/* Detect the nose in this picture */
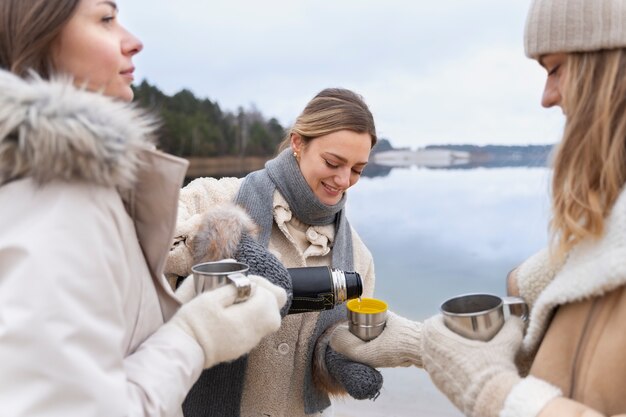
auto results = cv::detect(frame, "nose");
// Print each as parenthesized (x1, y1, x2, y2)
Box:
(122, 28, 143, 56)
(335, 168, 351, 189)
(541, 77, 561, 108)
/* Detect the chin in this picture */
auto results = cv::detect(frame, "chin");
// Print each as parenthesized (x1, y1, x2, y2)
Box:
(108, 86, 134, 102)
(318, 194, 341, 206)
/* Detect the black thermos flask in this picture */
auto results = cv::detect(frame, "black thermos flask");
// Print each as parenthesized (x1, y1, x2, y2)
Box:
(286, 266, 363, 315)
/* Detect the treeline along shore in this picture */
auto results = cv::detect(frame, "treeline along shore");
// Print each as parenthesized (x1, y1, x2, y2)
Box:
(132, 82, 555, 179)
(132, 80, 285, 160)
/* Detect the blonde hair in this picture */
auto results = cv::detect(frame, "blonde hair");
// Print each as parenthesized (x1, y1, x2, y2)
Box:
(278, 88, 377, 152)
(550, 49, 626, 259)
(0, 0, 80, 78)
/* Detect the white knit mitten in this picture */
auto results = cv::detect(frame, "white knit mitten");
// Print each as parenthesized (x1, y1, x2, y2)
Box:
(329, 311, 422, 368)
(422, 315, 522, 417)
(167, 275, 286, 368)
(422, 315, 562, 417)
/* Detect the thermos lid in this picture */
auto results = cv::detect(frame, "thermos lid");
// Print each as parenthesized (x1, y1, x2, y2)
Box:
(345, 271, 363, 300)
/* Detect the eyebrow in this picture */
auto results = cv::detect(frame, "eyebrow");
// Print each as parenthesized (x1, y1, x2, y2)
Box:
(324, 152, 368, 166)
(97, 1, 118, 11)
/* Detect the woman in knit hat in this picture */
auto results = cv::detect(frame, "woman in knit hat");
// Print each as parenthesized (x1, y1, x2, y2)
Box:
(330, 0, 626, 416)
(418, 0, 626, 416)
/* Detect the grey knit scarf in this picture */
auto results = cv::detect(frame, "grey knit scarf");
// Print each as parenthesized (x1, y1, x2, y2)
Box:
(237, 148, 353, 270)
(237, 148, 354, 413)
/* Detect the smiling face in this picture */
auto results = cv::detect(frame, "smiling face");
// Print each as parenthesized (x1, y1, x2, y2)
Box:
(539, 53, 568, 110)
(291, 130, 372, 205)
(51, 0, 142, 101)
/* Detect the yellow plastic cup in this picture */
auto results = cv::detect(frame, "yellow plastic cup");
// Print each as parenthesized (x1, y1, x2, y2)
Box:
(346, 298, 388, 341)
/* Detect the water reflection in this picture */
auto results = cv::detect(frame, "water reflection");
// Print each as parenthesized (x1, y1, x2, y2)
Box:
(362, 143, 554, 178)
(348, 166, 551, 318)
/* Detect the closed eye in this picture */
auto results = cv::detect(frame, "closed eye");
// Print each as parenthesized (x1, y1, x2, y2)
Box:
(324, 159, 339, 169)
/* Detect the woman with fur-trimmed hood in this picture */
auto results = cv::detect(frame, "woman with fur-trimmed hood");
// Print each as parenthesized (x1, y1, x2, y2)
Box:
(0, 1, 286, 416)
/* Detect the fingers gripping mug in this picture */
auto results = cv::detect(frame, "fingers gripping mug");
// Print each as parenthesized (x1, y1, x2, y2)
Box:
(191, 261, 251, 303)
(440, 293, 528, 341)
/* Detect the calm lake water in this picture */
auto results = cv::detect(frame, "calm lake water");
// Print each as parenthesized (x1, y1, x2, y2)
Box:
(334, 165, 553, 417)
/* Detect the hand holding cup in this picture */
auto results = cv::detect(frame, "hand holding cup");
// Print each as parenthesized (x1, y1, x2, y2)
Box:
(192, 261, 251, 303)
(440, 293, 528, 341)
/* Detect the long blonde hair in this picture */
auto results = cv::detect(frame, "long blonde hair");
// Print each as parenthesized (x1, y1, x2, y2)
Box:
(278, 88, 377, 152)
(550, 49, 626, 259)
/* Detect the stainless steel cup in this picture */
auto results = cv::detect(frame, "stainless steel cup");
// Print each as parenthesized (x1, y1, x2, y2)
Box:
(346, 298, 388, 341)
(191, 261, 251, 303)
(440, 293, 528, 341)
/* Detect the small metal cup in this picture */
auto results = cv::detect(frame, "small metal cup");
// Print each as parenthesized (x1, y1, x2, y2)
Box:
(191, 261, 251, 303)
(346, 298, 388, 341)
(440, 293, 528, 341)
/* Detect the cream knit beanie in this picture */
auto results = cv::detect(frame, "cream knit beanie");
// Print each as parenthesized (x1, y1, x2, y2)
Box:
(525, 0, 626, 59)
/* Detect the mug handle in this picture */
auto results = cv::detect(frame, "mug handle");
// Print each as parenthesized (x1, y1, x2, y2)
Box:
(502, 296, 529, 322)
(227, 273, 252, 303)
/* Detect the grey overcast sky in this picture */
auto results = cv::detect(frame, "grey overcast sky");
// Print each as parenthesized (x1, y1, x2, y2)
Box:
(122, 0, 564, 148)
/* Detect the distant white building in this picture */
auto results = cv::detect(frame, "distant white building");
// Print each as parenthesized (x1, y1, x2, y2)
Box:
(371, 148, 470, 168)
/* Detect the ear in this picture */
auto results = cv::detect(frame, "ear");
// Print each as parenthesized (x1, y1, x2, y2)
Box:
(290, 133, 303, 153)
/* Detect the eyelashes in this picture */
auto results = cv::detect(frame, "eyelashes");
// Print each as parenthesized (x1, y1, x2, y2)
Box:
(324, 159, 363, 175)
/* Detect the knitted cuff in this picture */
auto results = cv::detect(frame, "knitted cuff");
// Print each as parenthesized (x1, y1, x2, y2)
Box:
(500, 376, 562, 417)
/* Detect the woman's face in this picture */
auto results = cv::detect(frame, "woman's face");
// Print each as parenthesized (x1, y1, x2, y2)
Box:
(291, 130, 372, 205)
(539, 53, 568, 110)
(52, 0, 142, 102)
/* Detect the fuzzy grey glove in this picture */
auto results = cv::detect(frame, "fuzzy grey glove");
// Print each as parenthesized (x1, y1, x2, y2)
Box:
(234, 233, 293, 316)
(325, 347, 383, 400)
(313, 324, 383, 401)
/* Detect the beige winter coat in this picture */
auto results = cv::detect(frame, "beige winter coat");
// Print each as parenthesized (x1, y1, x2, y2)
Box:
(508, 188, 626, 417)
(0, 71, 204, 417)
(166, 176, 376, 417)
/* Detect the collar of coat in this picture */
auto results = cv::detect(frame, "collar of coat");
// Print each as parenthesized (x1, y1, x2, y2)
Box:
(523, 187, 626, 352)
(0, 69, 156, 189)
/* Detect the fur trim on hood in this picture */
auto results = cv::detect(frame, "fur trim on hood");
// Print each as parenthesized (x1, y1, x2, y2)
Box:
(0, 69, 157, 189)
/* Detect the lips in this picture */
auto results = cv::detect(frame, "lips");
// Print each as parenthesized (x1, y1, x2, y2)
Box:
(120, 67, 135, 80)
(322, 181, 342, 195)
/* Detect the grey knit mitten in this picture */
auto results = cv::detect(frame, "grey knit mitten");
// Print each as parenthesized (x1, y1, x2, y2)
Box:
(325, 347, 383, 400)
(235, 233, 293, 316)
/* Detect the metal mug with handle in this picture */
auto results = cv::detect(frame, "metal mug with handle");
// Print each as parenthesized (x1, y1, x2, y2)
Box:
(191, 261, 251, 303)
(440, 293, 528, 341)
